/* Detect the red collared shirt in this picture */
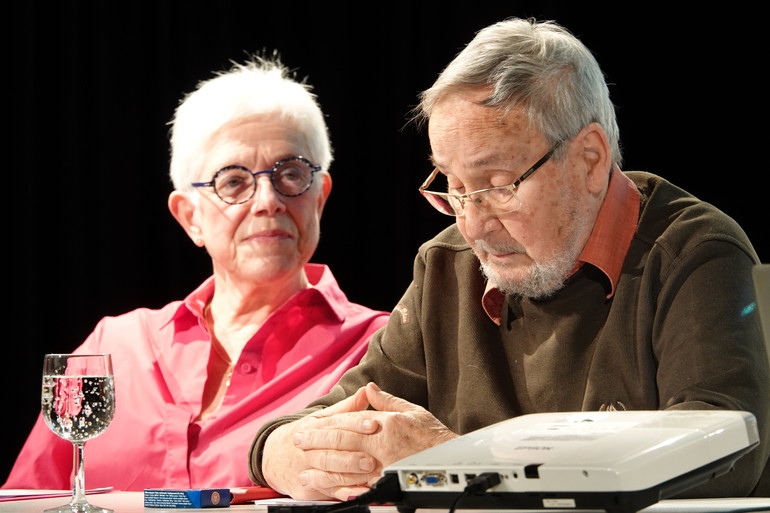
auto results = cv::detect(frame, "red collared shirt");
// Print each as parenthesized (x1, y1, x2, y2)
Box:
(3, 264, 389, 491)
(483, 169, 640, 324)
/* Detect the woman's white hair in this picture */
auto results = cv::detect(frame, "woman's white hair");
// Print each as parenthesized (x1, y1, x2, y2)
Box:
(168, 54, 332, 191)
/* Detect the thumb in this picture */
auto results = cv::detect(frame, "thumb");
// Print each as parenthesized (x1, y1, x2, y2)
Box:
(312, 385, 370, 419)
(364, 382, 422, 413)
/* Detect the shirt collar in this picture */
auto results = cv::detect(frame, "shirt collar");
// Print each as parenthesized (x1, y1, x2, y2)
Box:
(482, 168, 640, 324)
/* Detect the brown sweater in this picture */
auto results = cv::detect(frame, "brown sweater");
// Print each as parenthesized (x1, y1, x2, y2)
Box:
(249, 171, 770, 497)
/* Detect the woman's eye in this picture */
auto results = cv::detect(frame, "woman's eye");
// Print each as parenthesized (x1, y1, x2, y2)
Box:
(277, 167, 302, 183)
(217, 174, 249, 191)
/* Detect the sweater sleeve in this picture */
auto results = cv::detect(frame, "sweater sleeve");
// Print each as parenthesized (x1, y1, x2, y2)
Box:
(651, 238, 769, 497)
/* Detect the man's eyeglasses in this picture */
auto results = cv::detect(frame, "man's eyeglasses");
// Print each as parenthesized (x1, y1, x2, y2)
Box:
(418, 145, 559, 217)
(191, 156, 322, 205)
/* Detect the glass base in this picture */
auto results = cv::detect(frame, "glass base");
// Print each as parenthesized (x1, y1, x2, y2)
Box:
(44, 501, 113, 513)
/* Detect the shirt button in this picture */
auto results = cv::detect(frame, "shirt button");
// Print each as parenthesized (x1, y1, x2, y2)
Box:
(239, 362, 254, 373)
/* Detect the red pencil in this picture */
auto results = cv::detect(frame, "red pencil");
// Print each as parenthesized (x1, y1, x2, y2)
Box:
(230, 486, 286, 504)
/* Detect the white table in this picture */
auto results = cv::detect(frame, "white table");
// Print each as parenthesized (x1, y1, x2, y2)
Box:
(1, 491, 768, 513)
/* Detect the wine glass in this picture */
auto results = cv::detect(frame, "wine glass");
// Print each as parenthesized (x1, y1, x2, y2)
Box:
(41, 354, 115, 513)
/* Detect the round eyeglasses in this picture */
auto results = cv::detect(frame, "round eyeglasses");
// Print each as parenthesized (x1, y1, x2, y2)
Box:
(418, 145, 559, 216)
(191, 156, 322, 205)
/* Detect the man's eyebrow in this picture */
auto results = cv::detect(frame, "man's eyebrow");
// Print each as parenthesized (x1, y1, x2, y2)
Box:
(430, 154, 509, 171)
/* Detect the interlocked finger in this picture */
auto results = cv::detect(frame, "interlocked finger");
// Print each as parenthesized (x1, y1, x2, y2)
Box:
(299, 468, 378, 501)
(302, 447, 378, 474)
(295, 424, 375, 452)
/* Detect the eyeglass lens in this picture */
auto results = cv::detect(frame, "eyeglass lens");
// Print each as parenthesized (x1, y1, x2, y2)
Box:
(214, 159, 314, 204)
(424, 175, 522, 216)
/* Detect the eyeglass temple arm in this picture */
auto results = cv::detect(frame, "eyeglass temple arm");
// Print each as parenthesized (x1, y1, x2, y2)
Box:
(419, 168, 441, 191)
(512, 148, 556, 188)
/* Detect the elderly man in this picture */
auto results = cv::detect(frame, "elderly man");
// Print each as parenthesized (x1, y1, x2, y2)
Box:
(248, 18, 769, 500)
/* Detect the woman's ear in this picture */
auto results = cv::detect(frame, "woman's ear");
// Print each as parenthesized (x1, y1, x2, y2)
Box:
(168, 191, 204, 247)
(316, 172, 333, 214)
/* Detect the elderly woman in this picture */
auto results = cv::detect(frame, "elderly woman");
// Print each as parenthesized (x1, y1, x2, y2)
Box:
(3, 56, 389, 491)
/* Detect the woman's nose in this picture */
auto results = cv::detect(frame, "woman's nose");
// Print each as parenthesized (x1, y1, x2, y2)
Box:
(249, 175, 286, 215)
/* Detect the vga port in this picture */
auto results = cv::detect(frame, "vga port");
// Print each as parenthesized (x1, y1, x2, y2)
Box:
(422, 472, 447, 486)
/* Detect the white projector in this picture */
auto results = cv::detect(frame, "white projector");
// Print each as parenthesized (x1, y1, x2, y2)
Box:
(382, 410, 759, 513)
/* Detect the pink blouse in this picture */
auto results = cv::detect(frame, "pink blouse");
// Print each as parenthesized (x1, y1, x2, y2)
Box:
(3, 264, 389, 491)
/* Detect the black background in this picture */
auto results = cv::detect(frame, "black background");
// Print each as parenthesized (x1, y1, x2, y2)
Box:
(6, 2, 765, 482)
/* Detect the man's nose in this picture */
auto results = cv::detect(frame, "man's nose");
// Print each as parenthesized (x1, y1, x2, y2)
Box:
(460, 200, 498, 238)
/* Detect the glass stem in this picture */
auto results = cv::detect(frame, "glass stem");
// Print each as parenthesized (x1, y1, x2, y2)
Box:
(71, 442, 88, 506)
